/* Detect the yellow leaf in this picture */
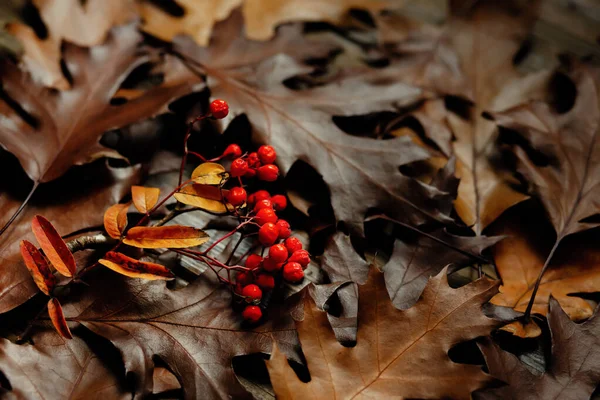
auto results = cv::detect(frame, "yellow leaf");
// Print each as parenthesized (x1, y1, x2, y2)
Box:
(174, 184, 233, 214)
(191, 162, 228, 185)
(123, 226, 210, 249)
(131, 186, 160, 214)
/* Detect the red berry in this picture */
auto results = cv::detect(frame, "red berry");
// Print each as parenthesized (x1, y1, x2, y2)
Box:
(245, 254, 263, 270)
(269, 244, 289, 263)
(223, 144, 242, 158)
(288, 249, 310, 268)
(283, 262, 304, 283)
(276, 220, 291, 239)
(226, 187, 247, 206)
(284, 237, 303, 255)
(242, 305, 262, 323)
(259, 223, 279, 246)
(253, 190, 271, 204)
(257, 145, 277, 164)
(244, 168, 257, 178)
(236, 272, 253, 286)
(255, 274, 275, 290)
(271, 195, 287, 211)
(247, 152, 261, 168)
(230, 158, 248, 177)
(241, 284, 262, 302)
(257, 164, 279, 182)
(263, 256, 284, 272)
(209, 99, 229, 119)
(254, 199, 273, 212)
(255, 208, 278, 226)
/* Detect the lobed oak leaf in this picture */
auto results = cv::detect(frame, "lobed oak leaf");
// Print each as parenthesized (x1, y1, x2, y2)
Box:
(0, 164, 141, 314)
(266, 266, 500, 399)
(123, 225, 210, 249)
(47, 297, 73, 340)
(59, 268, 303, 398)
(19, 240, 56, 296)
(99, 251, 175, 280)
(0, 327, 130, 399)
(131, 185, 161, 214)
(103, 202, 130, 239)
(31, 215, 76, 277)
(474, 298, 600, 400)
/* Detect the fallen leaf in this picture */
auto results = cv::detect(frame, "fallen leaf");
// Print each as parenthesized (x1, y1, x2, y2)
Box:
(0, 164, 140, 314)
(6, 0, 136, 89)
(123, 225, 210, 249)
(191, 162, 228, 185)
(47, 297, 73, 339)
(31, 215, 76, 277)
(0, 327, 130, 399)
(59, 268, 302, 398)
(19, 240, 55, 296)
(99, 251, 175, 280)
(266, 267, 500, 399)
(103, 203, 130, 239)
(174, 13, 453, 234)
(174, 184, 232, 214)
(475, 298, 600, 400)
(131, 185, 161, 214)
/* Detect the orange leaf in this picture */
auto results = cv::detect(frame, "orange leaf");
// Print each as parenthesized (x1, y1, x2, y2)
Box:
(123, 226, 210, 249)
(103, 203, 130, 239)
(19, 240, 56, 296)
(99, 251, 175, 280)
(174, 184, 232, 214)
(48, 298, 72, 339)
(31, 215, 76, 277)
(131, 186, 160, 213)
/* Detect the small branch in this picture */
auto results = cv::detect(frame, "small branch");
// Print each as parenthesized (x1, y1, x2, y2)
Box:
(66, 233, 116, 253)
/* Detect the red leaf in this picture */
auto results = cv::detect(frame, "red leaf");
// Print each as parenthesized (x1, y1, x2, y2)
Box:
(131, 186, 160, 213)
(48, 298, 72, 339)
(123, 225, 210, 249)
(19, 240, 55, 296)
(31, 215, 76, 277)
(103, 203, 130, 239)
(99, 251, 175, 280)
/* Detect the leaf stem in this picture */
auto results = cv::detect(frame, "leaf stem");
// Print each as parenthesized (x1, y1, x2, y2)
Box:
(523, 237, 562, 321)
(0, 181, 40, 237)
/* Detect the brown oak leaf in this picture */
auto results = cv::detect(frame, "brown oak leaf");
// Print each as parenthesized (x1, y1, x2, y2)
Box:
(474, 298, 600, 400)
(266, 267, 500, 399)
(0, 327, 130, 399)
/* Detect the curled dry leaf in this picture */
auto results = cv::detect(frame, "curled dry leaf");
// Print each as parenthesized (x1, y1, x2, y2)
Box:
(191, 162, 228, 185)
(475, 298, 600, 400)
(131, 185, 161, 214)
(6, 0, 136, 89)
(48, 298, 73, 339)
(266, 267, 500, 399)
(19, 240, 56, 296)
(31, 215, 76, 277)
(174, 184, 232, 214)
(103, 202, 130, 239)
(99, 251, 175, 280)
(123, 225, 210, 249)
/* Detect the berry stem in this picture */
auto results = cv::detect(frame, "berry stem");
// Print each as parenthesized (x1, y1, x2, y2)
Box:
(178, 115, 211, 186)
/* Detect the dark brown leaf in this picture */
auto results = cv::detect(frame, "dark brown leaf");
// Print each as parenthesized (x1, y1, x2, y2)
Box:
(475, 298, 600, 400)
(99, 251, 175, 280)
(48, 298, 73, 339)
(31, 215, 76, 277)
(19, 240, 56, 296)
(123, 225, 210, 249)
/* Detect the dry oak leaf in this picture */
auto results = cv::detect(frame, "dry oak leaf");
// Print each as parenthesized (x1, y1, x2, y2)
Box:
(266, 266, 500, 399)
(60, 269, 302, 399)
(174, 14, 453, 233)
(474, 298, 600, 400)
(6, 0, 136, 90)
(0, 23, 194, 185)
(139, 0, 391, 46)
(0, 327, 130, 400)
(0, 164, 140, 314)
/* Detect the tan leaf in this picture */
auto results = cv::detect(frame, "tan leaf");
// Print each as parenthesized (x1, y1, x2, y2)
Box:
(191, 162, 228, 185)
(103, 203, 130, 239)
(48, 298, 72, 339)
(19, 240, 56, 296)
(99, 251, 174, 280)
(123, 226, 210, 249)
(31, 215, 76, 277)
(174, 184, 232, 214)
(7, 0, 136, 90)
(266, 267, 500, 399)
(131, 186, 160, 214)
(499, 320, 542, 338)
